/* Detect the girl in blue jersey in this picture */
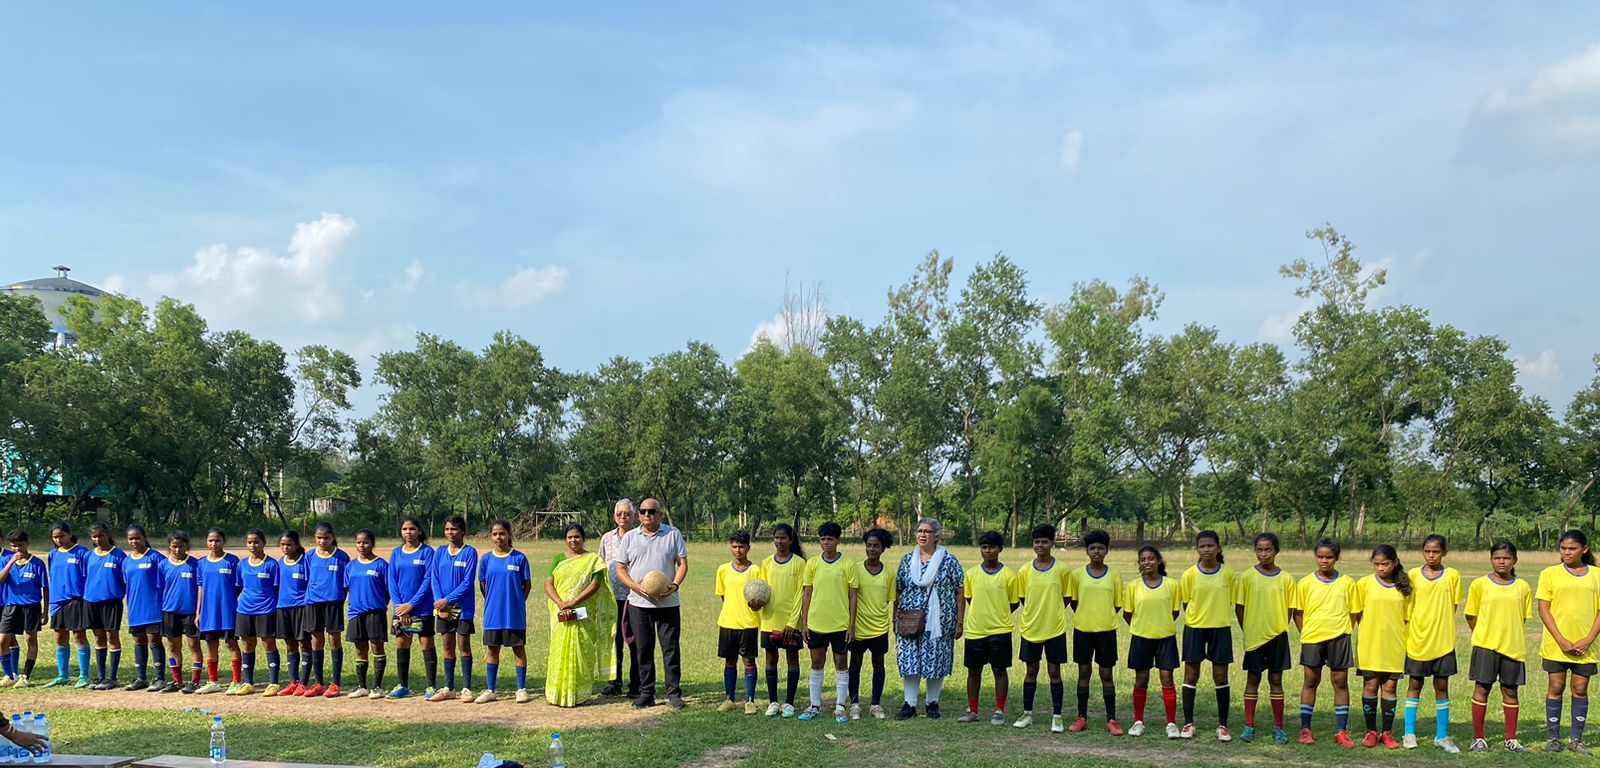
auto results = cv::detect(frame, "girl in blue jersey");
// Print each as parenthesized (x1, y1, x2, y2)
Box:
(275, 531, 309, 697)
(345, 529, 391, 700)
(429, 515, 478, 702)
(84, 521, 128, 690)
(475, 520, 532, 704)
(121, 524, 164, 691)
(387, 516, 436, 699)
(195, 528, 242, 695)
(158, 531, 203, 693)
(302, 521, 351, 698)
(44, 522, 90, 689)
(233, 529, 280, 696)
(0, 530, 45, 688)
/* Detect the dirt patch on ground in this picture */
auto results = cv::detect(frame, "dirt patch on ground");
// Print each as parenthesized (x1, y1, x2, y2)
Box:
(0, 686, 668, 729)
(1027, 738, 1327, 767)
(683, 743, 755, 768)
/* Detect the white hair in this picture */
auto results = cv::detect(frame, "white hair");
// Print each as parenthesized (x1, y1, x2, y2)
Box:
(614, 498, 637, 514)
(915, 517, 942, 536)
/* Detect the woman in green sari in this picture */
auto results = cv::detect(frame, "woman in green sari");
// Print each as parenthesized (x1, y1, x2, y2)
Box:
(544, 524, 613, 706)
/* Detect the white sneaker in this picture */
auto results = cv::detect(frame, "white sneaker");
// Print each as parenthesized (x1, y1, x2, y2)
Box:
(1166, 722, 1181, 739)
(870, 704, 886, 720)
(849, 703, 861, 720)
(347, 687, 370, 698)
(1402, 733, 1418, 749)
(1435, 737, 1460, 754)
(765, 701, 781, 717)
(473, 689, 498, 704)
(1128, 720, 1146, 737)
(1217, 725, 1232, 742)
(515, 688, 530, 703)
(458, 687, 474, 703)
(1051, 715, 1065, 733)
(1013, 712, 1033, 729)
(368, 688, 383, 699)
(1179, 723, 1196, 739)
(781, 703, 795, 718)
(833, 705, 847, 722)
(0, 676, 14, 688)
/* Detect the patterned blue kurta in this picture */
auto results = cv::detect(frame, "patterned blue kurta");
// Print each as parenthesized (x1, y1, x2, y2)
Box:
(894, 549, 965, 679)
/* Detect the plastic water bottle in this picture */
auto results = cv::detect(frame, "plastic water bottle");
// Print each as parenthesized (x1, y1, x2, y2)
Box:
(208, 716, 226, 766)
(1, 713, 17, 764)
(29, 715, 46, 764)
(548, 733, 566, 768)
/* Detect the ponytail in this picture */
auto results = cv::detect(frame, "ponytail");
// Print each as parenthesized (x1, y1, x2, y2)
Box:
(1138, 545, 1168, 577)
(774, 523, 805, 560)
(1560, 530, 1596, 567)
(1372, 544, 1412, 597)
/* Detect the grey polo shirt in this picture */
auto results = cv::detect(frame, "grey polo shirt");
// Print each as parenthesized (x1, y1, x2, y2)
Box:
(618, 524, 688, 609)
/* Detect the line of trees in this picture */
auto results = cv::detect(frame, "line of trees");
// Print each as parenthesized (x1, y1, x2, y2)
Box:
(3, 227, 1598, 548)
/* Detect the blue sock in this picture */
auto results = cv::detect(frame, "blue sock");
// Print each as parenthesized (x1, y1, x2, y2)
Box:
(75, 645, 90, 678)
(8, 648, 18, 678)
(331, 648, 344, 687)
(444, 658, 456, 690)
(461, 655, 473, 689)
(724, 667, 737, 700)
(515, 665, 526, 691)
(1300, 703, 1313, 730)
(1334, 704, 1349, 732)
(313, 649, 325, 685)
(1404, 697, 1419, 735)
(1548, 697, 1564, 740)
(1435, 699, 1450, 741)
(1574, 697, 1589, 742)
(285, 653, 298, 684)
(55, 646, 69, 677)
(133, 644, 148, 680)
(1, 651, 12, 678)
(266, 651, 280, 685)
(242, 652, 255, 684)
(744, 667, 758, 702)
(108, 648, 121, 681)
(486, 662, 499, 692)
(95, 646, 107, 679)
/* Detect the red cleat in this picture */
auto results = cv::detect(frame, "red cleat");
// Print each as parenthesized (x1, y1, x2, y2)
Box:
(1334, 730, 1356, 748)
(323, 683, 341, 698)
(1379, 731, 1400, 749)
(1361, 730, 1379, 748)
(1299, 727, 1315, 745)
(1068, 716, 1089, 733)
(302, 683, 324, 697)
(1107, 719, 1124, 736)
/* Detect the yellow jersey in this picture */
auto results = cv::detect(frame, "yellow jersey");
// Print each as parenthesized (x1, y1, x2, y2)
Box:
(1069, 564, 1124, 633)
(1296, 572, 1355, 645)
(803, 552, 856, 634)
(1125, 574, 1182, 639)
(1180, 563, 1236, 629)
(850, 560, 896, 639)
(963, 564, 1020, 639)
(1535, 564, 1600, 663)
(759, 553, 807, 632)
(714, 561, 764, 630)
(1016, 559, 1071, 642)
(1465, 575, 1532, 661)
(1351, 574, 1411, 674)
(1234, 566, 1297, 650)
(1404, 566, 1461, 661)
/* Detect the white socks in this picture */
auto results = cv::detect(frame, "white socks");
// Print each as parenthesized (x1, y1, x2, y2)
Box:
(903, 675, 921, 706)
(926, 676, 944, 704)
(810, 669, 825, 708)
(836, 670, 850, 707)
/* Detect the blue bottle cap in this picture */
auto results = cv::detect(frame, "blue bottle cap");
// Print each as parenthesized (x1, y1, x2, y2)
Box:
(552, 733, 561, 739)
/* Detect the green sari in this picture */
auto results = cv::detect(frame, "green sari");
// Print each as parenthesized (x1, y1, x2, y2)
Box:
(544, 550, 612, 706)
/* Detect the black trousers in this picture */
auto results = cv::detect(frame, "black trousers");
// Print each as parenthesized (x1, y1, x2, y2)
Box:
(612, 599, 639, 694)
(627, 603, 682, 699)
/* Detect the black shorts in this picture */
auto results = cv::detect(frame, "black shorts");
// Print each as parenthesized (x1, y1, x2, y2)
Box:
(718, 627, 759, 660)
(1243, 632, 1292, 673)
(434, 615, 476, 636)
(0, 605, 41, 635)
(1128, 635, 1179, 671)
(198, 627, 235, 641)
(161, 612, 199, 639)
(129, 622, 160, 636)
(235, 612, 277, 639)
(1469, 647, 1526, 686)
(1020, 633, 1068, 664)
(85, 600, 123, 631)
(303, 600, 344, 634)
(275, 607, 306, 641)
(482, 628, 526, 648)
(1300, 634, 1354, 670)
(1358, 669, 1403, 683)
(761, 629, 802, 650)
(346, 610, 388, 643)
(807, 630, 848, 653)
(1073, 629, 1118, 666)
(50, 598, 89, 631)
(1405, 653, 1458, 678)
(848, 633, 888, 656)
(964, 634, 1013, 670)
(1541, 658, 1598, 677)
(1182, 626, 1234, 664)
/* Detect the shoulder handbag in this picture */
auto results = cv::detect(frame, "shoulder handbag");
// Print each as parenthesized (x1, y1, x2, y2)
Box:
(895, 585, 931, 637)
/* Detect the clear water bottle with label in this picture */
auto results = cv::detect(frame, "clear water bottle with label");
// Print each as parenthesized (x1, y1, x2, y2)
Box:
(548, 733, 566, 768)
(209, 716, 226, 766)
(1, 713, 17, 764)
(29, 714, 46, 765)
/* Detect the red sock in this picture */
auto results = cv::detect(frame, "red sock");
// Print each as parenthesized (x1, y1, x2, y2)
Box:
(996, 694, 1007, 712)
(968, 697, 980, 714)
(231, 657, 242, 683)
(1471, 698, 1486, 740)
(191, 666, 202, 683)
(1162, 686, 1177, 724)
(1271, 692, 1285, 728)
(1134, 686, 1148, 722)
(1503, 702, 1518, 741)
(1244, 692, 1258, 727)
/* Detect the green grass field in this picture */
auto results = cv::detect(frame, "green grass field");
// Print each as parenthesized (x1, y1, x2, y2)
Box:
(2, 539, 1594, 767)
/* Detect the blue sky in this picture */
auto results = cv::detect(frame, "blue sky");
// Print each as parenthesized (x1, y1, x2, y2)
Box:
(3, 2, 1598, 415)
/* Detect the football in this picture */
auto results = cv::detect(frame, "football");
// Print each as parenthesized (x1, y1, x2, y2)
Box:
(743, 578, 772, 610)
(639, 569, 673, 599)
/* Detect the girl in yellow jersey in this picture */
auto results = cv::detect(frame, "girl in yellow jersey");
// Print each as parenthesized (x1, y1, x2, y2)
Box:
(846, 528, 895, 720)
(1013, 523, 1071, 732)
(714, 531, 764, 714)
(1352, 544, 1412, 749)
(1068, 529, 1123, 734)
(960, 531, 1018, 725)
(760, 524, 806, 717)
(1464, 541, 1531, 753)
(1536, 530, 1600, 754)
(1124, 546, 1181, 738)
(1234, 532, 1296, 744)
(1179, 529, 1235, 742)
(800, 522, 857, 723)
(1402, 534, 1462, 753)
(1295, 538, 1356, 747)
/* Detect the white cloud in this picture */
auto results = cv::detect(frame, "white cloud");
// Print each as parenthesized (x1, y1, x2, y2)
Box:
(101, 273, 126, 294)
(455, 265, 569, 309)
(1463, 42, 1600, 168)
(1059, 130, 1085, 173)
(1514, 349, 1562, 383)
(150, 212, 357, 324)
(1257, 297, 1315, 344)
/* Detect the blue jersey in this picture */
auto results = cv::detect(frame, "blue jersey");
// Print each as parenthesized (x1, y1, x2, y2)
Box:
(197, 553, 240, 632)
(305, 548, 351, 605)
(159, 556, 200, 614)
(344, 556, 390, 617)
(388, 545, 434, 617)
(121, 550, 163, 627)
(477, 549, 531, 632)
(47, 544, 90, 606)
(235, 556, 279, 616)
(277, 556, 309, 609)
(430, 544, 478, 621)
(84, 547, 128, 602)
(0, 554, 45, 607)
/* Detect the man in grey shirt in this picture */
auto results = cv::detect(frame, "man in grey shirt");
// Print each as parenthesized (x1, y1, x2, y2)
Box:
(599, 499, 639, 697)
(615, 497, 689, 709)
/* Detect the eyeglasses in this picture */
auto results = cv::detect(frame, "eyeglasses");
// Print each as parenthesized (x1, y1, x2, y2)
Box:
(915, 529, 936, 535)
(640, 509, 660, 515)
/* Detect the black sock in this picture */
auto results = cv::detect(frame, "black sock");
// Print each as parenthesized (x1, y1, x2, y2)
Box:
(1050, 681, 1064, 716)
(1183, 684, 1197, 725)
(331, 648, 344, 687)
(95, 647, 108, 680)
(23, 657, 35, 678)
(373, 654, 386, 691)
(356, 658, 369, 689)
(1104, 686, 1117, 721)
(396, 648, 411, 688)
(423, 648, 438, 689)
(1363, 695, 1378, 732)
(786, 666, 800, 705)
(1382, 697, 1397, 733)
(1024, 682, 1038, 712)
(765, 666, 778, 701)
(1077, 686, 1090, 718)
(1215, 685, 1231, 728)
(871, 663, 885, 706)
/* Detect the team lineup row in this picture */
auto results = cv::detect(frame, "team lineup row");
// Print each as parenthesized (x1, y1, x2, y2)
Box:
(708, 522, 1600, 759)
